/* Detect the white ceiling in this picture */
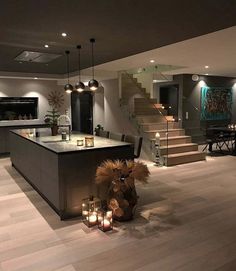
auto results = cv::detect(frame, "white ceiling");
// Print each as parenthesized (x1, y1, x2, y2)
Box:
(93, 26, 236, 78)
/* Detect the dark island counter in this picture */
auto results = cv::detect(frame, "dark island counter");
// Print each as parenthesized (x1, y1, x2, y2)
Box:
(10, 128, 134, 219)
(0, 121, 48, 154)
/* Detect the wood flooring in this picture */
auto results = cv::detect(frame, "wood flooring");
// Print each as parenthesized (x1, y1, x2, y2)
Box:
(0, 154, 236, 271)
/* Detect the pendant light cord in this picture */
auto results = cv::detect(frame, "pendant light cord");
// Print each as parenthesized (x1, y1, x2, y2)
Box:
(90, 39, 95, 79)
(78, 47, 81, 81)
(66, 50, 70, 84)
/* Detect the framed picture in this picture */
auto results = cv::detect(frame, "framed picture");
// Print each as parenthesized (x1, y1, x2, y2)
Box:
(200, 87, 232, 120)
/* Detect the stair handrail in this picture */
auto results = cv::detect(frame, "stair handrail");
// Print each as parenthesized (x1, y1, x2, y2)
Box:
(123, 71, 174, 166)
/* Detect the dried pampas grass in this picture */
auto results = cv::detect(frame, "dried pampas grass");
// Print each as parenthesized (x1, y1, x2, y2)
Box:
(130, 161, 150, 184)
(95, 159, 150, 185)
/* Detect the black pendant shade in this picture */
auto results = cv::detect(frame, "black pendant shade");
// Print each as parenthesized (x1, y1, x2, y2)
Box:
(75, 81, 85, 92)
(64, 50, 73, 94)
(64, 83, 73, 93)
(88, 38, 99, 91)
(88, 79, 99, 91)
(75, 45, 85, 92)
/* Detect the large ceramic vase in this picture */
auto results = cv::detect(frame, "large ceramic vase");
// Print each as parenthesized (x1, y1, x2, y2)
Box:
(51, 125, 58, 136)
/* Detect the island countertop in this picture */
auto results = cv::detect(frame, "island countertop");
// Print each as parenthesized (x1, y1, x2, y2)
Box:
(10, 128, 132, 154)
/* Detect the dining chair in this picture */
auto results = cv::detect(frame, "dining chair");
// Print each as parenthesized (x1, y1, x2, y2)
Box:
(109, 132, 125, 142)
(202, 129, 222, 152)
(124, 134, 143, 158)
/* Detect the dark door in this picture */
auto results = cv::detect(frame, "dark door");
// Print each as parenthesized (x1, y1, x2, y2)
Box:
(71, 92, 93, 134)
(159, 84, 179, 119)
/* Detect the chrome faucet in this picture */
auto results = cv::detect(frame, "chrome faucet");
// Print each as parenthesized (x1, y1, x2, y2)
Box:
(57, 114, 72, 141)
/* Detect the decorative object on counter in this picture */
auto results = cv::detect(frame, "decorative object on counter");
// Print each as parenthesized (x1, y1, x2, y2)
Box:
(44, 108, 60, 136)
(77, 139, 84, 146)
(97, 208, 113, 232)
(82, 195, 101, 227)
(64, 50, 74, 94)
(85, 136, 94, 147)
(94, 124, 104, 136)
(57, 114, 71, 140)
(95, 160, 150, 221)
(75, 45, 85, 92)
(48, 90, 64, 109)
(61, 131, 67, 141)
(88, 38, 99, 91)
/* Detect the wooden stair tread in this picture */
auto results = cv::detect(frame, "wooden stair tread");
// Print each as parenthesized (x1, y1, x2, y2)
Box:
(159, 143, 198, 150)
(144, 128, 184, 133)
(151, 135, 191, 141)
(163, 151, 204, 158)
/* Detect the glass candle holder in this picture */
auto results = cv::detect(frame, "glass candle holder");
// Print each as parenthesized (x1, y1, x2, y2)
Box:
(85, 136, 94, 147)
(97, 209, 113, 232)
(77, 139, 84, 146)
(82, 196, 101, 227)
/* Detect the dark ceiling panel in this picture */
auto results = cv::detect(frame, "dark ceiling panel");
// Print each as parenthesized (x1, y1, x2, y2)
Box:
(0, 0, 236, 74)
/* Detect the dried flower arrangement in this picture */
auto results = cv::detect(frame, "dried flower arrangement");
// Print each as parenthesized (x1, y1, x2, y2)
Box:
(95, 160, 150, 221)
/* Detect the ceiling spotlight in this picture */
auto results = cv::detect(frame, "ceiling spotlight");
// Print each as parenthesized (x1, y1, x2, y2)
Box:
(88, 38, 99, 91)
(34, 77, 38, 80)
(61, 33, 67, 37)
(205, 65, 209, 69)
(44, 44, 49, 48)
(205, 73, 209, 75)
(150, 60, 155, 63)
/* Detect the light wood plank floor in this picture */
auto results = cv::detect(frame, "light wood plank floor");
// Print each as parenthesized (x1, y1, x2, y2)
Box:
(0, 155, 236, 271)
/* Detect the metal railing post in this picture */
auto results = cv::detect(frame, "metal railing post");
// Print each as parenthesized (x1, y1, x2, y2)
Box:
(166, 120, 169, 166)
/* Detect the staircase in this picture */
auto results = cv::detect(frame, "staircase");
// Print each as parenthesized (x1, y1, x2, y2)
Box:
(121, 73, 206, 166)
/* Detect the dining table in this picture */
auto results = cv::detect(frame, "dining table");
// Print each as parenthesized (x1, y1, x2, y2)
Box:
(207, 126, 236, 154)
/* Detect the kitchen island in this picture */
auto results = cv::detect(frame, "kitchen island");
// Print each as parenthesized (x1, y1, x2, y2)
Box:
(10, 128, 134, 219)
(0, 121, 49, 154)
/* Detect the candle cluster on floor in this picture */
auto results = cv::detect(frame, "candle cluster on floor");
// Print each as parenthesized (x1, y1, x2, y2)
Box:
(82, 196, 113, 232)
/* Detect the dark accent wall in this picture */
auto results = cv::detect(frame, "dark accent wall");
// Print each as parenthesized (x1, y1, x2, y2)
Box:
(179, 74, 236, 143)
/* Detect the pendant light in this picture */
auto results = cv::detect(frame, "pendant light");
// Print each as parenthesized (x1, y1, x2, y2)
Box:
(75, 45, 85, 92)
(88, 38, 99, 91)
(64, 50, 73, 94)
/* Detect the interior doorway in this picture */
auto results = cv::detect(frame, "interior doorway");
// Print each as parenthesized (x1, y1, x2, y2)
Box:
(71, 91, 93, 134)
(159, 84, 179, 119)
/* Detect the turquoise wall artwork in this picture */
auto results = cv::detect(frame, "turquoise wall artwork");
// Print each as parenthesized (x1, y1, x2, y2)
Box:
(200, 87, 232, 120)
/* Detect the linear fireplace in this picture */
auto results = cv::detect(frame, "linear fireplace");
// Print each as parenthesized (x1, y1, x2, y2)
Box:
(0, 97, 38, 121)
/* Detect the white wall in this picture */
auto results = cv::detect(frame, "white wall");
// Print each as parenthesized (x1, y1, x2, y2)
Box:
(133, 73, 153, 96)
(0, 78, 70, 122)
(101, 79, 137, 135)
(93, 88, 105, 128)
(0, 77, 136, 135)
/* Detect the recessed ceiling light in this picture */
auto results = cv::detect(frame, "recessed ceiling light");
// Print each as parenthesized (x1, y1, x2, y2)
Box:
(44, 44, 49, 48)
(205, 65, 209, 69)
(205, 73, 209, 75)
(34, 77, 38, 80)
(61, 33, 67, 37)
(150, 60, 155, 63)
